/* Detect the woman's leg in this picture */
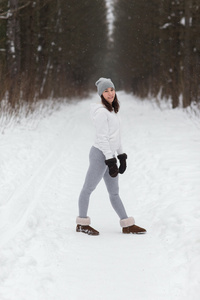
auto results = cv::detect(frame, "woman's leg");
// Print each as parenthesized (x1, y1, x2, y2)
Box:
(103, 168, 128, 220)
(78, 147, 107, 218)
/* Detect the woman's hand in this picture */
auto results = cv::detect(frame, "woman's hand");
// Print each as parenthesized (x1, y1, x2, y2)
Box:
(105, 157, 119, 177)
(117, 153, 127, 174)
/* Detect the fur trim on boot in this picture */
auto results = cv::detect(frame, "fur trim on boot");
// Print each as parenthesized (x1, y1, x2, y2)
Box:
(120, 217, 135, 228)
(76, 216, 91, 226)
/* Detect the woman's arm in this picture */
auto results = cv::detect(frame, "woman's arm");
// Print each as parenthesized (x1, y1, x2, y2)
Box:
(93, 110, 113, 160)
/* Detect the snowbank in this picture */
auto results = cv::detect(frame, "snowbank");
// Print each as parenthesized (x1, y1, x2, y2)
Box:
(0, 92, 200, 300)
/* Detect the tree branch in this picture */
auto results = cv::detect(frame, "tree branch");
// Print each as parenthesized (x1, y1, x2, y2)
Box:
(0, 1, 31, 19)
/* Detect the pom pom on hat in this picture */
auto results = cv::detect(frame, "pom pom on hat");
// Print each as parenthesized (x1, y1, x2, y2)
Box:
(95, 77, 115, 96)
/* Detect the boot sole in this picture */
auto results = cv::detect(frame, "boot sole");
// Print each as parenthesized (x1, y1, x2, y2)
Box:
(123, 231, 146, 234)
(76, 229, 99, 236)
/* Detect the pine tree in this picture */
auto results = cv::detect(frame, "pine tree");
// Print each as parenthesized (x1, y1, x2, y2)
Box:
(0, 0, 108, 103)
(113, 0, 200, 107)
(113, 0, 160, 96)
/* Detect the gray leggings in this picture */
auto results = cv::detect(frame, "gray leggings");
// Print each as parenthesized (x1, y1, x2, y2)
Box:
(78, 146, 128, 220)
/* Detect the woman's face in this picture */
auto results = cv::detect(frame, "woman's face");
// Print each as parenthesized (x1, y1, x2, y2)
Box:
(102, 87, 116, 104)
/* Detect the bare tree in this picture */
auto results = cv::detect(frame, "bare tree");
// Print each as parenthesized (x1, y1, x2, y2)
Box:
(6, 0, 21, 106)
(183, 0, 191, 107)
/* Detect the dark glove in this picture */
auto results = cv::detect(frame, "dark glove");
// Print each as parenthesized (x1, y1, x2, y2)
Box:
(117, 153, 127, 174)
(105, 157, 119, 177)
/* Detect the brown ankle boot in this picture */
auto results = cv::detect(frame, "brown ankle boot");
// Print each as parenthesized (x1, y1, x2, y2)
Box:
(120, 217, 146, 234)
(122, 224, 146, 234)
(76, 224, 99, 235)
(76, 217, 99, 236)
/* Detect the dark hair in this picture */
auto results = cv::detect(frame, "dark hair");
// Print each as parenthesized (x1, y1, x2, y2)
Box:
(101, 94, 120, 113)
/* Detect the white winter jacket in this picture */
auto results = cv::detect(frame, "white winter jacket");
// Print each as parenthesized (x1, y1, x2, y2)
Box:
(90, 102, 123, 160)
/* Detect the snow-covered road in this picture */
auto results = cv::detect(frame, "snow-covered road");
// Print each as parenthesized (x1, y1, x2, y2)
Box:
(0, 92, 200, 299)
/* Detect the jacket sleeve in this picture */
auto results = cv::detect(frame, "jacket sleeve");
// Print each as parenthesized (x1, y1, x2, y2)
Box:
(93, 110, 113, 160)
(116, 145, 124, 156)
(116, 113, 124, 155)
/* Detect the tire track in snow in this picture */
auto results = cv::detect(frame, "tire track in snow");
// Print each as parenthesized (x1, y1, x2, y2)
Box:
(0, 109, 76, 249)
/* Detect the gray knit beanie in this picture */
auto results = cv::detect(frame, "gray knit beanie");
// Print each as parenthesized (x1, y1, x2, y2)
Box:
(95, 77, 115, 96)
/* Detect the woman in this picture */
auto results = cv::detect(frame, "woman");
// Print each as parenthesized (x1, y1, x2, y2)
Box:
(76, 78, 146, 236)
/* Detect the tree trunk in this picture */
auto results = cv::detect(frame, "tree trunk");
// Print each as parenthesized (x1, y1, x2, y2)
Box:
(183, 0, 191, 107)
(6, 0, 21, 106)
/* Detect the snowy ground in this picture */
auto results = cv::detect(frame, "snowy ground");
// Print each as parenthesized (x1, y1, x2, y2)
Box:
(0, 92, 200, 300)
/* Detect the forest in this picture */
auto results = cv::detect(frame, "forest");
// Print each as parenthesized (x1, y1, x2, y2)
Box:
(0, 0, 200, 109)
